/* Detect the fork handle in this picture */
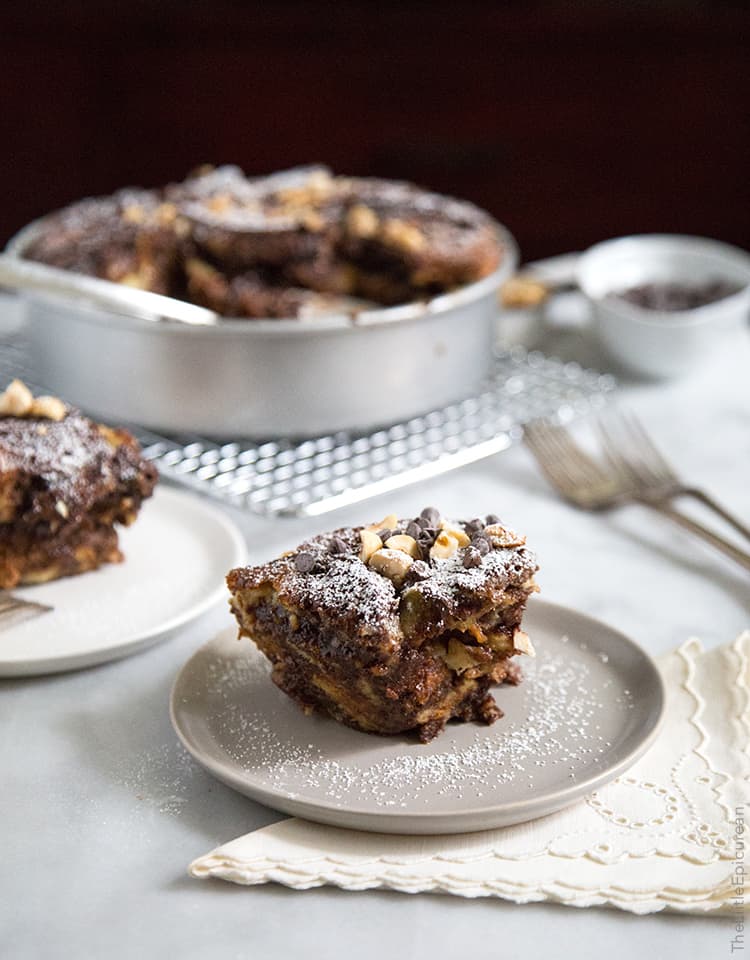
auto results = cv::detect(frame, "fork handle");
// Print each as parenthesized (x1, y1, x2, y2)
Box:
(642, 499, 750, 573)
(675, 487, 750, 545)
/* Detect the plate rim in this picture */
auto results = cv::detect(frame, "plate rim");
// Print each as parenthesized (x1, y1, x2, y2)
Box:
(170, 598, 666, 834)
(0, 486, 247, 676)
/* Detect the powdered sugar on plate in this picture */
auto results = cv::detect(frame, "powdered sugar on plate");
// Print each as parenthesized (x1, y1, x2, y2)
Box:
(172, 600, 662, 832)
(190, 627, 635, 813)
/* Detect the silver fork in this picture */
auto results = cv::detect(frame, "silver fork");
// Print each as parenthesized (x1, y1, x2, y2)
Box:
(524, 412, 750, 573)
(0, 591, 53, 627)
(596, 409, 750, 544)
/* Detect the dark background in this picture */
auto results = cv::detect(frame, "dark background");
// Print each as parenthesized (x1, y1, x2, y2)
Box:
(1, 0, 748, 261)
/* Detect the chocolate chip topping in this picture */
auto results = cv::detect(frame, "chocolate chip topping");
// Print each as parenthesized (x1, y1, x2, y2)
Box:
(472, 535, 490, 556)
(294, 551, 317, 573)
(228, 509, 537, 648)
(405, 520, 422, 540)
(329, 536, 348, 555)
(420, 506, 440, 527)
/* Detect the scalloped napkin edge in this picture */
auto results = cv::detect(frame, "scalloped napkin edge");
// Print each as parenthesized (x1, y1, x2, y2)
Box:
(189, 631, 750, 915)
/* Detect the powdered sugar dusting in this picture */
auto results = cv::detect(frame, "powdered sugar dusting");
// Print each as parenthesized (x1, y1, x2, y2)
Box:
(0, 412, 147, 513)
(414, 546, 537, 610)
(283, 553, 400, 630)
(192, 630, 635, 813)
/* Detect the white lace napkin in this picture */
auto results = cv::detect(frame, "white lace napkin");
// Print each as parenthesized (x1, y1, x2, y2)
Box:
(190, 632, 750, 915)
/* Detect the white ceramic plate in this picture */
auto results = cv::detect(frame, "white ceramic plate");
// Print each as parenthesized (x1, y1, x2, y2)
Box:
(0, 487, 245, 676)
(171, 599, 665, 834)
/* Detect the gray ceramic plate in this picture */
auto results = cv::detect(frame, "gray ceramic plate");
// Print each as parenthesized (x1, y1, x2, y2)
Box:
(170, 599, 664, 834)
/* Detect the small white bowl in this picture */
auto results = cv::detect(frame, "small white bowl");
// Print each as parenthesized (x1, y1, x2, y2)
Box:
(576, 234, 750, 378)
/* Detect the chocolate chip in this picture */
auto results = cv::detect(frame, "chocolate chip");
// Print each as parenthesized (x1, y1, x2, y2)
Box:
(420, 506, 440, 527)
(405, 520, 422, 540)
(462, 547, 482, 569)
(329, 536, 348, 554)
(472, 536, 490, 556)
(417, 530, 438, 553)
(294, 551, 316, 573)
(376, 527, 392, 542)
(465, 518, 484, 535)
(485, 513, 500, 526)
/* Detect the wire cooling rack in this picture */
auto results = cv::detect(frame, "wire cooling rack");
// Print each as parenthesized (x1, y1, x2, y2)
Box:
(0, 332, 615, 517)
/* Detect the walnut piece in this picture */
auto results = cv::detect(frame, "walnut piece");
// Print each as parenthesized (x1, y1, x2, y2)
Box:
(484, 523, 526, 548)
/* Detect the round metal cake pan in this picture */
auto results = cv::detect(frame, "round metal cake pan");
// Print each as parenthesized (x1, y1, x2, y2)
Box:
(3, 221, 518, 438)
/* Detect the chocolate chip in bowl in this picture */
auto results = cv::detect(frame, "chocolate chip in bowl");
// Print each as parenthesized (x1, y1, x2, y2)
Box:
(576, 234, 750, 379)
(608, 279, 742, 312)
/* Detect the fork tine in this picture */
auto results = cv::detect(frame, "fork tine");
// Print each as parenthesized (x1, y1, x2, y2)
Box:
(524, 422, 588, 494)
(597, 409, 671, 491)
(525, 419, 613, 506)
(596, 409, 655, 488)
(527, 420, 607, 486)
(0, 591, 53, 625)
(621, 411, 678, 485)
(547, 424, 609, 487)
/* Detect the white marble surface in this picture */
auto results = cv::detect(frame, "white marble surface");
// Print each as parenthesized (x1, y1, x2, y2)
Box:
(2, 293, 748, 958)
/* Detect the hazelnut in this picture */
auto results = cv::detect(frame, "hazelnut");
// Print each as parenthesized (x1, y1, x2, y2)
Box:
(513, 630, 536, 657)
(346, 204, 379, 238)
(55, 500, 69, 519)
(359, 529, 383, 563)
(207, 193, 232, 213)
(301, 210, 325, 232)
(366, 513, 399, 533)
(429, 531, 459, 560)
(439, 520, 470, 547)
(119, 271, 151, 290)
(369, 548, 414, 585)
(0, 380, 33, 417)
(278, 170, 335, 208)
(442, 638, 480, 674)
(122, 204, 146, 224)
(500, 276, 549, 309)
(384, 534, 420, 558)
(484, 523, 526, 548)
(380, 218, 425, 253)
(30, 395, 67, 421)
(156, 202, 178, 226)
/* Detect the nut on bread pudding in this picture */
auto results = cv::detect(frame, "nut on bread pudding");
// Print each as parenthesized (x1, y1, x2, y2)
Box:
(227, 507, 539, 742)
